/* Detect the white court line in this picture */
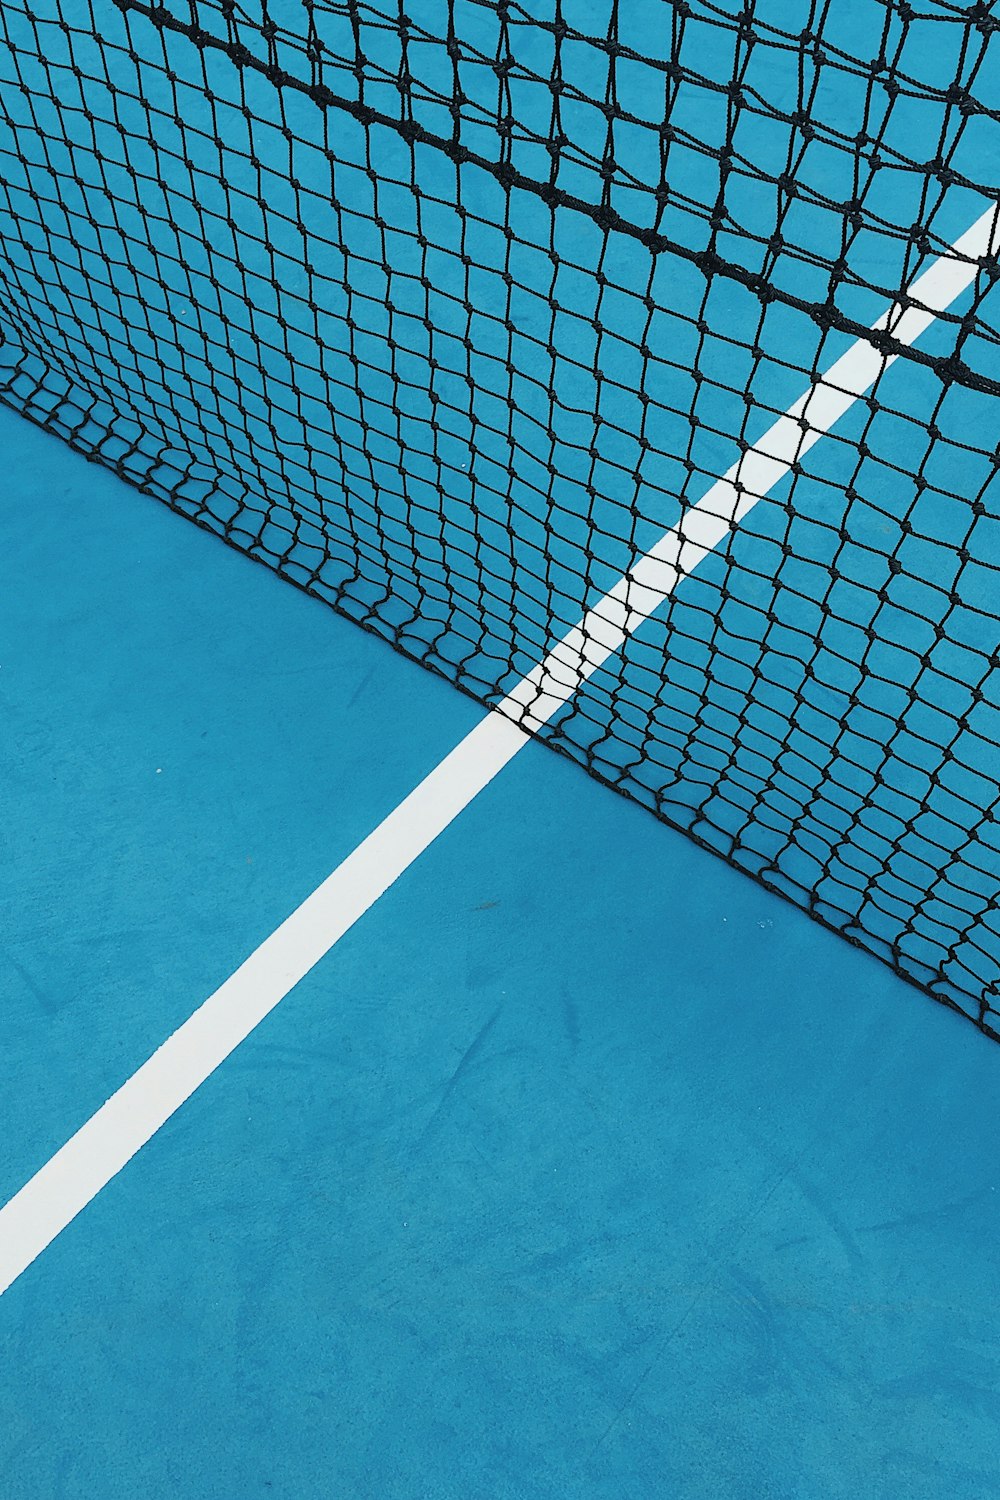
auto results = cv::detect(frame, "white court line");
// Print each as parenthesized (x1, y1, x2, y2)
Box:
(1, 205, 997, 1298)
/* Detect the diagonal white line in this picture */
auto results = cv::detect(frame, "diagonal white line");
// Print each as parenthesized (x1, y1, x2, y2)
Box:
(1, 204, 997, 1297)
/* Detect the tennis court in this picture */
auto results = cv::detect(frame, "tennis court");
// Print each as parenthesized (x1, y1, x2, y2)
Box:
(1, 3, 999, 1496)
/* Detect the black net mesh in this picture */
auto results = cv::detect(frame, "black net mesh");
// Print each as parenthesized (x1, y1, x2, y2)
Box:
(1, 0, 999, 1033)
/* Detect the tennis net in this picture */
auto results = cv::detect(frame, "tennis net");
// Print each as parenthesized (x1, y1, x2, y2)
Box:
(1, 1, 999, 1033)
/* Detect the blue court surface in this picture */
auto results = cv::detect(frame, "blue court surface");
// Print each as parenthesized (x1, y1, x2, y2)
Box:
(3, 2, 1000, 1497)
(3, 401, 1000, 1499)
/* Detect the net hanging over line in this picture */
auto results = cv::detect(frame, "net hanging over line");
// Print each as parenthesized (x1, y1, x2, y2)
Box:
(0, 0, 999, 1033)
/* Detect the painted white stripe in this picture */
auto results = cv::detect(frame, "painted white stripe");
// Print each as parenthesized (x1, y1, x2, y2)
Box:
(0, 204, 996, 1298)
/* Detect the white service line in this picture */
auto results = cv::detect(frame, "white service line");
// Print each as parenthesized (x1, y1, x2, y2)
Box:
(1, 205, 996, 1298)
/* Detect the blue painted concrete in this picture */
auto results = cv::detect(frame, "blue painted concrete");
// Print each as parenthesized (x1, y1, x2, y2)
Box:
(2, 402, 999, 1498)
